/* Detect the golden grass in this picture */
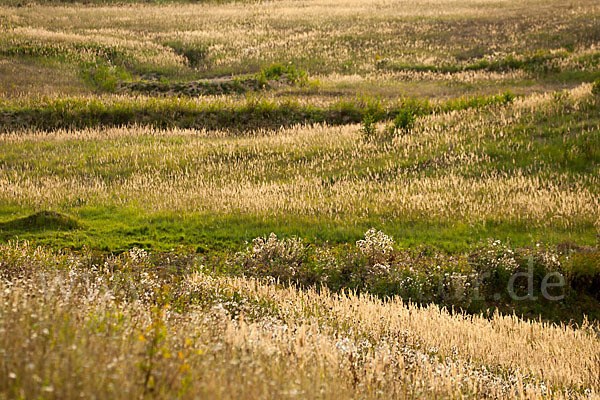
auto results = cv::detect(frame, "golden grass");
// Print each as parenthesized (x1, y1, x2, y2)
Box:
(0, 85, 598, 232)
(1, 241, 599, 399)
(1, 0, 598, 90)
(1, 1, 599, 396)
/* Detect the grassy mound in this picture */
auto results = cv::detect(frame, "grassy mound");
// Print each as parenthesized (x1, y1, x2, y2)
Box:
(0, 211, 81, 232)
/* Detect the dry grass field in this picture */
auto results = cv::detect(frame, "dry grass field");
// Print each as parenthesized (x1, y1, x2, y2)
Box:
(1, 0, 600, 398)
(1, 0, 600, 98)
(2, 241, 600, 399)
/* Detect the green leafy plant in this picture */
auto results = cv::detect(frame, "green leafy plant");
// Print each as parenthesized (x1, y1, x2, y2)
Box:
(360, 113, 378, 142)
(388, 106, 416, 136)
(81, 62, 131, 92)
(256, 62, 308, 85)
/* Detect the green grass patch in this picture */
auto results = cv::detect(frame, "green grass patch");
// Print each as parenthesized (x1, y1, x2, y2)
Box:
(0, 208, 596, 254)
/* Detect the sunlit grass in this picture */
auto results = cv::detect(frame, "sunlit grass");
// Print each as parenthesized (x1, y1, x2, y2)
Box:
(0, 84, 598, 251)
(1, 0, 599, 97)
(1, 241, 599, 399)
(0, 1, 599, 397)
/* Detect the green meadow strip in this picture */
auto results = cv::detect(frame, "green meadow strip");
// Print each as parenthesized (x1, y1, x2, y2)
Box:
(0, 92, 515, 132)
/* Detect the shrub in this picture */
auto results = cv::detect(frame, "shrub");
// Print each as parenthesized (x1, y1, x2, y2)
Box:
(356, 228, 395, 266)
(502, 90, 516, 104)
(387, 106, 416, 136)
(81, 62, 131, 92)
(470, 239, 521, 292)
(360, 113, 378, 142)
(228, 231, 587, 314)
(257, 62, 308, 85)
(234, 233, 309, 282)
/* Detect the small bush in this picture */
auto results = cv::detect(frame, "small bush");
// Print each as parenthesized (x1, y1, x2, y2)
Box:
(387, 106, 416, 136)
(81, 62, 131, 92)
(356, 228, 395, 266)
(502, 90, 516, 104)
(234, 233, 309, 282)
(257, 62, 308, 85)
(360, 113, 378, 142)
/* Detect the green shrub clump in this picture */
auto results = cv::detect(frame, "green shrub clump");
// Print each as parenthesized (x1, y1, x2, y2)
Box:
(387, 105, 417, 137)
(360, 113, 378, 142)
(256, 62, 308, 85)
(81, 62, 131, 92)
